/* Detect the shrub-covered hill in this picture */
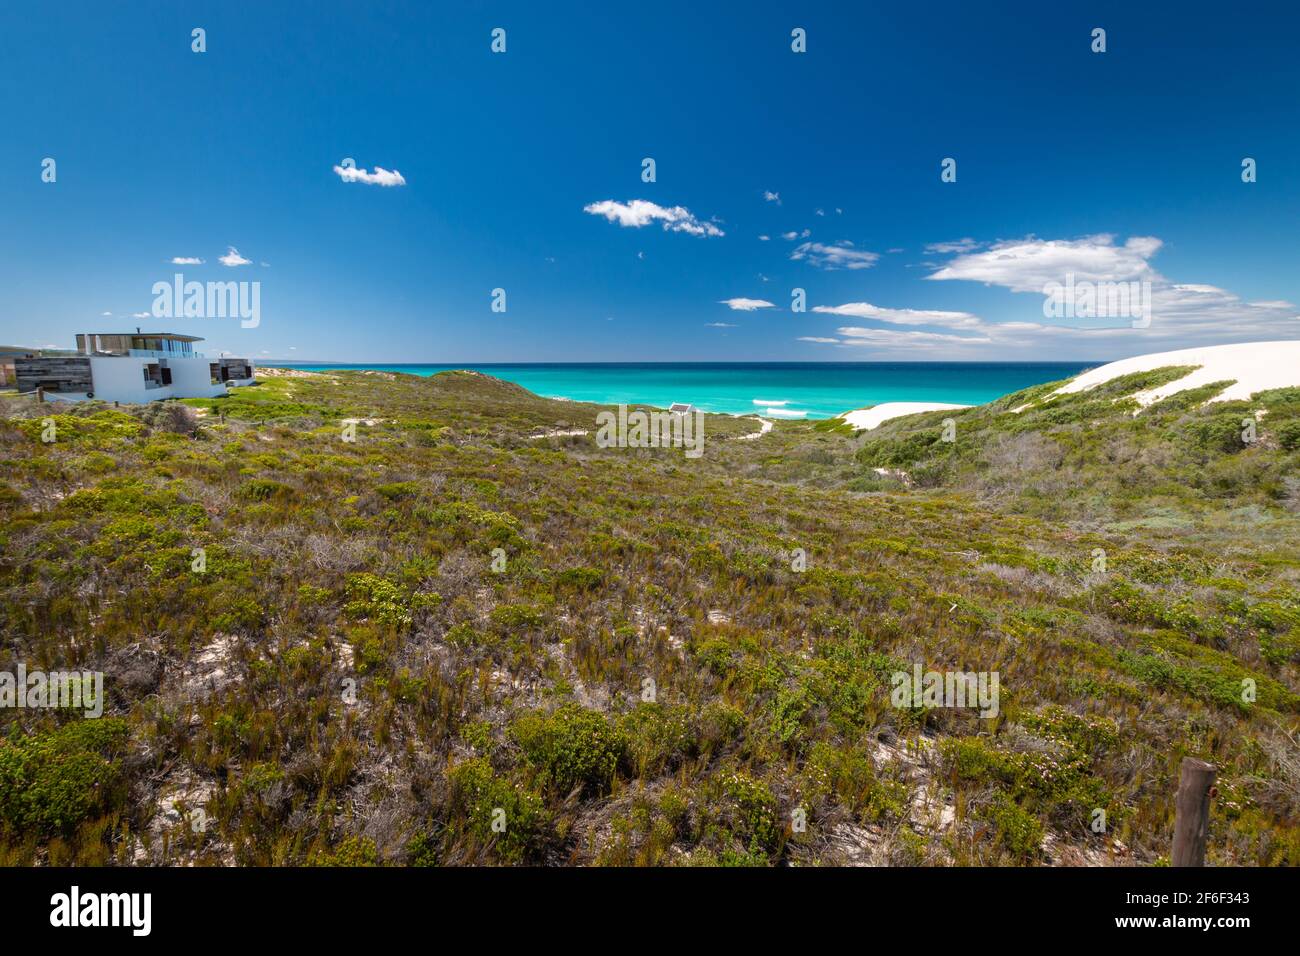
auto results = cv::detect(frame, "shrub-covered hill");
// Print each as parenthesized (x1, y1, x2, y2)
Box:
(0, 366, 1296, 867)
(831, 366, 1300, 524)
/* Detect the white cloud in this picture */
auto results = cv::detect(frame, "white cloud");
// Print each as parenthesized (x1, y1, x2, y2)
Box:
(926, 234, 1300, 350)
(815, 208, 825, 216)
(781, 229, 812, 241)
(219, 246, 252, 267)
(813, 302, 983, 329)
(170, 256, 204, 265)
(719, 298, 775, 311)
(764, 191, 781, 204)
(100, 311, 111, 316)
(583, 199, 723, 237)
(796, 234, 1300, 358)
(928, 234, 1160, 291)
(333, 164, 406, 187)
(797, 336, 841, 344)
(790, 241, 879, 271)
(834, 326, 992, 347)
(924, 238, 980, 254)
(705, 322, 738, 328)
(757, 234, 770, 241)
(131, 312, 151, 319)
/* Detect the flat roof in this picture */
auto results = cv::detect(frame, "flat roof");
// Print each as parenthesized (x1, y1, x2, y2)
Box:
(81, 332, 205, 343)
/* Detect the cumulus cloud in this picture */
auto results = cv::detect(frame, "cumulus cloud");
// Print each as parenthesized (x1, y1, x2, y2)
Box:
(790, 241, 879, 271)
(219, 246, 252, 267)
(583, 199, 723, 237)
(928, 234, 1161, 291)
(333, 164, 407, 187)
(797, 234, 1300, 358)
(170, 256, 204, 265)
(764, 191, 781, 204)
(781, 229, 811, 240)
(719, 298, 775, 311)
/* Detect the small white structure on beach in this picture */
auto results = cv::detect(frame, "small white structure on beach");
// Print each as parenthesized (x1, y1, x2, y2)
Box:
(14, 332, 255, 404)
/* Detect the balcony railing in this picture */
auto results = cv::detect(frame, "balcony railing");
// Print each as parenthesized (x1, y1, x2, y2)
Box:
(126, 348, 204, 359)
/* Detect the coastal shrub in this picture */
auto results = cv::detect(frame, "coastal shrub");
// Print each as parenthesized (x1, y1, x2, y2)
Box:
(509, 705, 627, 795)
(0, 719, 130, 834)
(446, 758, 546, 863)
(307, 835, 378, 867)
(619, 703, 699, 774)
(803, 742, 909, 823)
(239, 478, 293, 502)
(1187, 415, 1249, 454)
(488, 604, 544, 631)
(133, 401, 199, 436)
(976, 793, 1043, 861)
(556, 567, 603, 592)
(0, 482, 22, 512)
(376, 481, 420, 500)
(712, 772, 780, 856)
(343, 574, 438, 630)
(1275, 420, 1300, 451)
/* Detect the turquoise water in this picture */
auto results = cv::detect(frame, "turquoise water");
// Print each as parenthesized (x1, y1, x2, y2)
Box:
(279, 362, 1097, 420)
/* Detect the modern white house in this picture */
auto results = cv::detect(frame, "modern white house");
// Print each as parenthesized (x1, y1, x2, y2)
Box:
(14, 332, 255, 404)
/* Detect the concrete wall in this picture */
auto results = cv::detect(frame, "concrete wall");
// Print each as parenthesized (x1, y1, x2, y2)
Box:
(167, 358, 227, 398)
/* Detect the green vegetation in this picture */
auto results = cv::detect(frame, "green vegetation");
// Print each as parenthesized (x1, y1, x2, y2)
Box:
(0, 363, 1296, 866)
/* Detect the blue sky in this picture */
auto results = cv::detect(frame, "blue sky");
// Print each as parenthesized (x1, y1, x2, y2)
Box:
(1, 0, 1298, 362)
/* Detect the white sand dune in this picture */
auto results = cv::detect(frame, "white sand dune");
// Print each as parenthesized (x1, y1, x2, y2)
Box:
(841, 402, 970, 431)
(1053, 340, 1300, 407)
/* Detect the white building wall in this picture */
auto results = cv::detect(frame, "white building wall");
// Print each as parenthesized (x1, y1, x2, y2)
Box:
(167, 357, 228, 398)
(87, 357, 166, 404)
(41, 356, 246, 404)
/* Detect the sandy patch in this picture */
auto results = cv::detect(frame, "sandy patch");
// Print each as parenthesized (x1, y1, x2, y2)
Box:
(841, 402, 971, 431)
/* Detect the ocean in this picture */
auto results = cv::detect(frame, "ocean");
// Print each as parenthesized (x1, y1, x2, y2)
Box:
(277, 362, 1098, 420)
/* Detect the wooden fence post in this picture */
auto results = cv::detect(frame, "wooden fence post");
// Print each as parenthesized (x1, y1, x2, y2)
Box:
(1172, 757, 1216, 866)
